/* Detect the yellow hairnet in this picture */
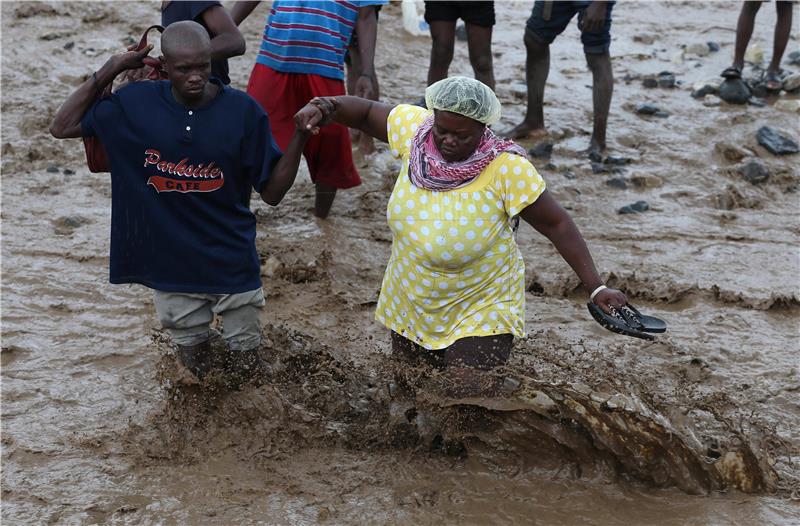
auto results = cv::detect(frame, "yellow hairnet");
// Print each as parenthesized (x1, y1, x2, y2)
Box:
(424, 76, 502, 125)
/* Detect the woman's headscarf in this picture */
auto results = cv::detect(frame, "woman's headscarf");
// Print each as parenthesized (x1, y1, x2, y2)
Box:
(408, 77, 527, 191)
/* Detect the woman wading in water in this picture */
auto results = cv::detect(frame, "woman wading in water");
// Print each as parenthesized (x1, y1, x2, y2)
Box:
(295, 77, 631, 389)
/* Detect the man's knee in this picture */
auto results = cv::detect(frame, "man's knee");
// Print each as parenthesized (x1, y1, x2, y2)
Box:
(524, 27, 549, 56)
(214, 289, 265, 351)
(471, 52, 493, 76)
(430, 40, 454, 66)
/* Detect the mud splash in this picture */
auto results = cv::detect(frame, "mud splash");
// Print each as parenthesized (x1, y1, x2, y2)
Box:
(130, 322, 784, 501)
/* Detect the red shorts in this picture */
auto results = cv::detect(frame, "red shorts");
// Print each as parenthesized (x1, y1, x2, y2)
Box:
(247, 63, 361, 189)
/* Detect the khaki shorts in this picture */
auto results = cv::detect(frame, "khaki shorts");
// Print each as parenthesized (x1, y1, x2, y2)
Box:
(153, 288, 265, 351)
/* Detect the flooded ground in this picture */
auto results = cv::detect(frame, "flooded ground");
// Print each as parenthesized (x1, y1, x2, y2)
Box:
(2, 1, 799, 524)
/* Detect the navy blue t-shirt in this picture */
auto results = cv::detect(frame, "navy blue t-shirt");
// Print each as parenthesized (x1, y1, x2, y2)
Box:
(81, 79, 282, 294)
(161, 1, 231, 85)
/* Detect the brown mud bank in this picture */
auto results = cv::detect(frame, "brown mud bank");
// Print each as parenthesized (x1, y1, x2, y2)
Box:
(138, 322, 790, 498)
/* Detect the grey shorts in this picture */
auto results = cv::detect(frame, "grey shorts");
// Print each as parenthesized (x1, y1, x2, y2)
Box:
(153, 288, 265, 351)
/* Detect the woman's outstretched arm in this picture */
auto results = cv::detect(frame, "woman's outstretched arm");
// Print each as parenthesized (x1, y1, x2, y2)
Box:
(295, 95, 394, 143)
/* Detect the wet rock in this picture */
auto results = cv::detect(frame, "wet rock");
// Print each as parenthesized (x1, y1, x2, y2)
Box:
(63, 168, 75, 175)
(527, 142, 553, 160)
(702, 95, 721, 107)
(455, 23, 467, 42)
(747, 97, 767, 108)
(630, 174, 664, 188)
(686, 43, 710, 57)
(633, 33, 657, 45)
(718, 79, 750, 104)
(714, 142, 752, 163)
(46, 164, 60, 173)
(53, 215, 90, 234)
(707, 41, 720, 53)
(737, 160, 769, 185)
(788, 51, 800, 66)
(748, 83, 769, 99)
(657, 71, 676, 88)
(654, 111, 670, 118)
(604, 156, 632, 166)
(642, 77, 658, 89)
(261, 255, 283, 278)
(605, 177, 627, 189)
(63, 41, 74, 50)
(635, 103, 660, 115)
(782, 73, 800, 92)
(618, 200, 650, 214)
(773, 99, 800, 114)
(756, 126, 799, 155)
(744, 45, 763, 65)
(692, 78, 720, 98)
(591, 162, 610, 174)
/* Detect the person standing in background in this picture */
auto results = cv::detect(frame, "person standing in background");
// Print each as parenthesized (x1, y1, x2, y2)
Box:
(161, 1, 246, 85)
(423, 1, 496, 90)
(345, 4, 382, 157)
(232, 0, 384, 219)
(720, 1, 794, 91)
(504, 1, 614, 160)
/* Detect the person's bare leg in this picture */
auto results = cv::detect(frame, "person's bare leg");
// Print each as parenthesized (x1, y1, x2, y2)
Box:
(427, 20, 456, 86)
(503, 28, 550, 141)
(768, 1, 793, 75)
(465, 23, 495, 90)
(314, 181, 337, 219)
(441, 334, 512, 398)
(345, 44, 376, 155)
(586, 51, 613, 157)
(345, 46, 360, 144)
(732, 1, 762, 71)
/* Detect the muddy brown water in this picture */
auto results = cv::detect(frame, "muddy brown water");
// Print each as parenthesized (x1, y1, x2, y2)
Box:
(2, 1, 799, 524)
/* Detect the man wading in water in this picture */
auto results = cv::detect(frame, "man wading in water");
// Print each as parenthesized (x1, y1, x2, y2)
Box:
(49, 21, 309, 385)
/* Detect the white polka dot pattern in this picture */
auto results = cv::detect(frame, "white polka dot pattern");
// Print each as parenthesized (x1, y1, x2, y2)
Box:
(375, 105, 547, 350)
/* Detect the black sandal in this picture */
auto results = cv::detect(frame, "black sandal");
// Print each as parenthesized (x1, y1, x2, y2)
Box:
(587, 302, 667, 341)
(764, 70, 783, 91)
(721, 66, 742, 80)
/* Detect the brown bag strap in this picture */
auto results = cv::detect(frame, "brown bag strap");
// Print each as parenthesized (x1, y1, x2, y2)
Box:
(137, 25, 164, 69)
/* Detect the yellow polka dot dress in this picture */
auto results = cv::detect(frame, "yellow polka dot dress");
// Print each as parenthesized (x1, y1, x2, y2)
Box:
(375, 104, 547, 350)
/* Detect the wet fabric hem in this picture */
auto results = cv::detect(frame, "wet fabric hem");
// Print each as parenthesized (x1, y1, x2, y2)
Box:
(375, 313, 525, 351)
(109, 276, 263, 295)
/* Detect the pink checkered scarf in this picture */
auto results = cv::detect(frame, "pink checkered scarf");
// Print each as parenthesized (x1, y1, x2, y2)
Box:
(407, 115, 527, 191)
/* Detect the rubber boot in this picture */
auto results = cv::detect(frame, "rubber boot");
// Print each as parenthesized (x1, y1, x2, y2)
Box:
(176, 340, 213, 380)
(224, 348, 268, 389)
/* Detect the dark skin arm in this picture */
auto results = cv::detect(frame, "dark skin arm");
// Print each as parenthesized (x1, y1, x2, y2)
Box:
(579, 1, 609, 33)
(50, 45, 154, 139)
(519, 190, 626, 312)
(200, 5, 246, 59)
(230, 1, 261, 26)
(296, 95, 391, 142)
(353, 6, 378, 100)
(259, 128, 309, 206)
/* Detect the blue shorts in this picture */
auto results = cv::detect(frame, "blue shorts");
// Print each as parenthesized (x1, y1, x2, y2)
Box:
(526, 1, 615, 55)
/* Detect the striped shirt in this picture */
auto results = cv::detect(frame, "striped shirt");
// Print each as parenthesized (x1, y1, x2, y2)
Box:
(256, 0, 384, 80)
